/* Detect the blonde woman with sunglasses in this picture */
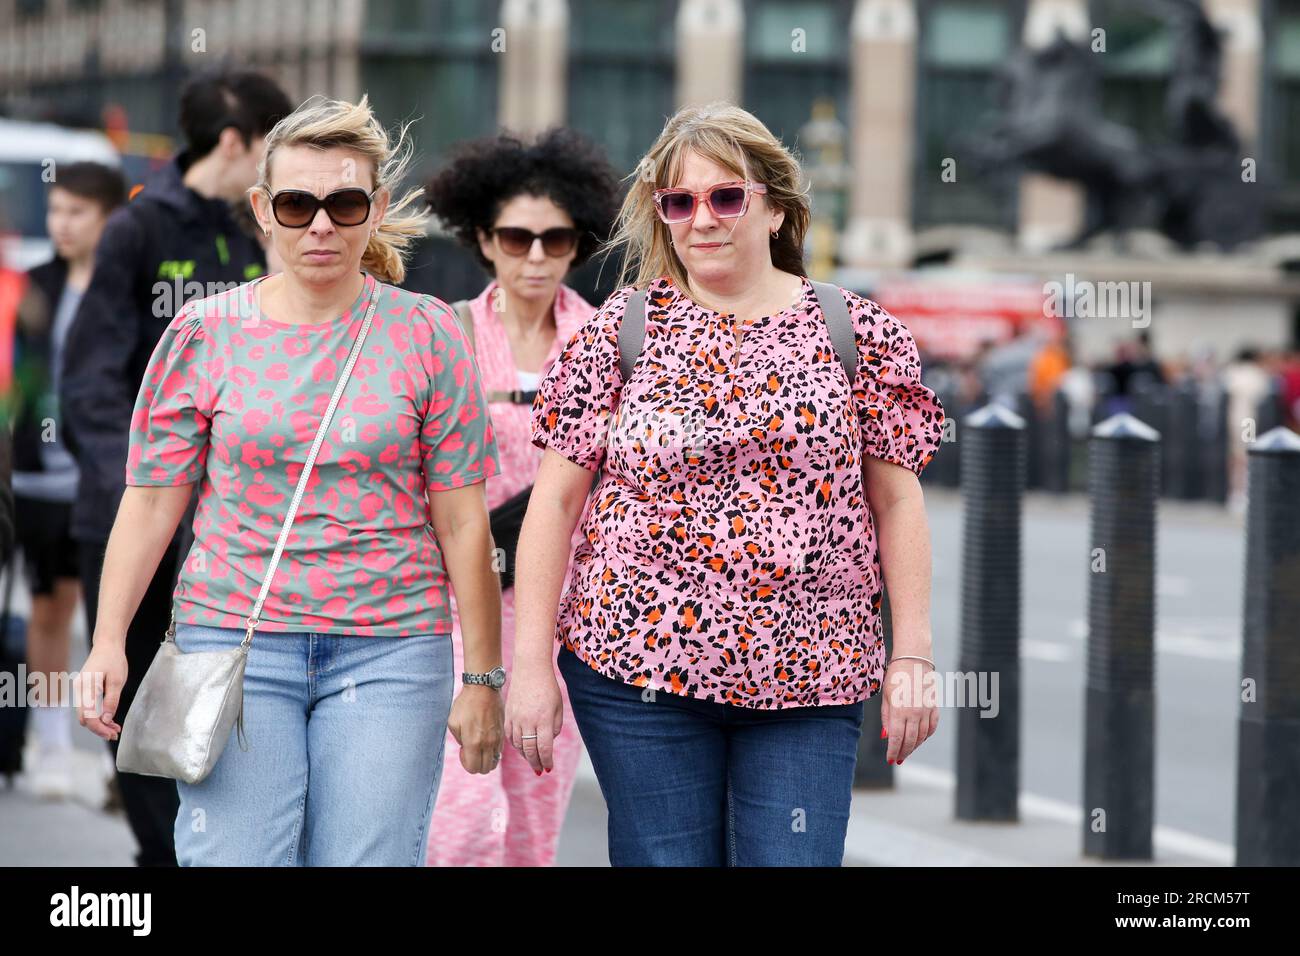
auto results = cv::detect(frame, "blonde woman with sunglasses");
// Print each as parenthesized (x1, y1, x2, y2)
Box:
(80, 95, 504, 865)
(421, 128, 620, 866)
(510, 102, 946, 866)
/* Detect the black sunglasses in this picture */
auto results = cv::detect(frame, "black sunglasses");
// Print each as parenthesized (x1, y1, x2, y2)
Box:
(491, 226, 580, 257)
(265, 187, 376, 228)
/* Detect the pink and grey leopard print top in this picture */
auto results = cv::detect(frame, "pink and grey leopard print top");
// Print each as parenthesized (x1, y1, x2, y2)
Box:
(126, 271, 501, 637)
(529, 274, 945, 709)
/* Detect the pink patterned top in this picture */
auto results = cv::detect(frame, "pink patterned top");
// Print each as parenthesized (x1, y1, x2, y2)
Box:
(455, 279, 595, 513)
(125, 272, 501, 637)
(529, 275, 946, 709)
(446, 279, 596, 622)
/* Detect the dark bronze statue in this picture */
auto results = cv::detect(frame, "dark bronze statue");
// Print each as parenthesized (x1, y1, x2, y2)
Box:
(963, 0, 1263, 251)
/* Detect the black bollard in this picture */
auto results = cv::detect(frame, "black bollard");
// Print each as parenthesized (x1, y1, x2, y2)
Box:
(927, 384, 961, 489)
(954, 403, 1026, 823)
(1041, 389, 1072, 494)
(855, 587, 894, 788)
(1133, 381, 1171, 497)
(1013, 391, 1041, 491)
(1254, 382, 1284, 436)
(1201, 387, 1229, 504)
(1092, 370, 1118, 427)
(1082, 413, 1160, 859)
(1234, 426, 1300, 866)
(1165, 380, 1201, 500)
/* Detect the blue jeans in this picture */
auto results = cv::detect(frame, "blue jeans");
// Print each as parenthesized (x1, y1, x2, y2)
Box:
(171, 623, 454, 866)
(557, 643, 865, 866)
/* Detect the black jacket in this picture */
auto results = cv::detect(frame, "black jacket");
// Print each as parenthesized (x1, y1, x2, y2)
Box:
(12, 256, 69, 475)
(60, 151, 266, 544)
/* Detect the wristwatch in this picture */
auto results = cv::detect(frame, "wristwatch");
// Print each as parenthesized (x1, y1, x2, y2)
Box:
(463, 666, 507, 690)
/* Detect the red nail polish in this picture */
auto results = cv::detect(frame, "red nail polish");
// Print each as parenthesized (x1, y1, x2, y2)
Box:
(887, 758, 894, 764)
(535, 769, 542, 776)
(880, 727, 887, 739)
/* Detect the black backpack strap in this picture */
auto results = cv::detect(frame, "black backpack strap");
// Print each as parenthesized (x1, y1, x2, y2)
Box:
(808, 279, 857, 385)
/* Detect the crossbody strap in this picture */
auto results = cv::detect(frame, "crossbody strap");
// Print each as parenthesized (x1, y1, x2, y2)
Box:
(236, 280, 381, 646)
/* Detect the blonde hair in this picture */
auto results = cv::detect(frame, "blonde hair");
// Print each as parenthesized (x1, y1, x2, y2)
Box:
(603, 101, 811, 296)
(253, 93, 427, 284)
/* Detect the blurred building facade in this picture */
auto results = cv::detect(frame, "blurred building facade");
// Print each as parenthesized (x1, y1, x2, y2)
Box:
(2, 0, 1298, 359)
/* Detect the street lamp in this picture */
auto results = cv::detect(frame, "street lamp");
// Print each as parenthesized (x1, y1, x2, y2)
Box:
(799, 95, 850, 280)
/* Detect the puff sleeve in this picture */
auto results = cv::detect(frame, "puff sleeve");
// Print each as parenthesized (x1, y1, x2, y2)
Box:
(848, 294, 946, 477)
(529, 285, 631, 472)
(125, 304, 213, 486)
(419, 295, 501, 491)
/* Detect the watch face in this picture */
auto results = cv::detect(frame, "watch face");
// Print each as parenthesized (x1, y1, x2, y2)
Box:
(490, 667, 507, 689)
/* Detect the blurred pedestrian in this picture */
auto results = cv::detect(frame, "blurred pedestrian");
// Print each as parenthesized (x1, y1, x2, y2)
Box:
(1028, 325, 1071, 417)
(11, 161, 124, 798)
(1223, 346, 1272, 511)
(0, 258, 22, 786)
(1281, 347, 1300, 433)
(1104, 331, 1166, 413)
(421, 127, 620, 866)
(77, 93, 504, 866)
(509, 102, 946, 866)
(60, 68, 292, 866)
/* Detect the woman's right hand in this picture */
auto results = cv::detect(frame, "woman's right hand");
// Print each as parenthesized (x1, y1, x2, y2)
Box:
(504, 662, 565, 774)
(77, 642, 128, 741)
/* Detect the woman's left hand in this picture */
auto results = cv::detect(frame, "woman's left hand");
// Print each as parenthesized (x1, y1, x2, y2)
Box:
(880, 659, 939, 766)
(448, 685, 505, 774)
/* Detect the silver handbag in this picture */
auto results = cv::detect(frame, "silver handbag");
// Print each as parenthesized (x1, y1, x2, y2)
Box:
(115, 279, 381, 784)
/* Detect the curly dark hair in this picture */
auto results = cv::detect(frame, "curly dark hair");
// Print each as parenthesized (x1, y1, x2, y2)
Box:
(424, 127, 622, 275)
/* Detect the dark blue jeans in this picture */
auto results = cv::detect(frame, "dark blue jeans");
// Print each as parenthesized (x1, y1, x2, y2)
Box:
(558, 643, 865, 866)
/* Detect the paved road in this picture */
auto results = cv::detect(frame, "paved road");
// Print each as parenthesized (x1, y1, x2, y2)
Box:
(0, 488, 1245, 865)
(920, 488, 1243, 847)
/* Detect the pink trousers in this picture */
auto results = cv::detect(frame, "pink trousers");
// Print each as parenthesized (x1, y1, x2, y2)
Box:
(424, 588, 585, 866)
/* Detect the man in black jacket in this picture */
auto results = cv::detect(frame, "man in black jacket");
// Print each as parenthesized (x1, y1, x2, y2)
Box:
(60, 69, 291, 867)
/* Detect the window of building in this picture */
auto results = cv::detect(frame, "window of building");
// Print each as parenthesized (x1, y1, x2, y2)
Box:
(1265, 0, 1300, 231)
(742, 0, 852, 157)
(913, 0, 1023, 230)
(1089, 0, 1172, 147)
(567, 0, 677, 176)
(360, 0, 500, 170)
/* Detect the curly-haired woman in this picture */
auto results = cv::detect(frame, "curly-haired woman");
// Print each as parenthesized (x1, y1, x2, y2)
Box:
(421, 127, 620, 866)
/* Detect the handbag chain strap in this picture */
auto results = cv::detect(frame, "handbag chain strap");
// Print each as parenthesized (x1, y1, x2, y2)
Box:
(165, 276, 382, 648)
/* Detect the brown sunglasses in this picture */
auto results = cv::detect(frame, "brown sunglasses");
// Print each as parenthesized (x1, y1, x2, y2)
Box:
(490, 226, 580, 257)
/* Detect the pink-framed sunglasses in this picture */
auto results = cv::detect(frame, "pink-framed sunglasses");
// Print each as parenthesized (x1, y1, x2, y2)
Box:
(652, 180, 768, 223)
